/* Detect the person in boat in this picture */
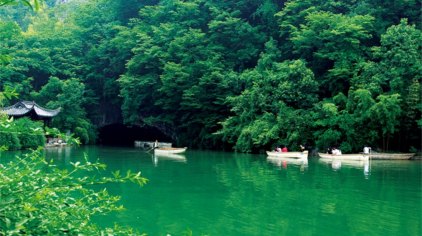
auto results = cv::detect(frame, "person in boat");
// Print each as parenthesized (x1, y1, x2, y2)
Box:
(275, 146, 282, 152)
(300, 144, 305, 152)
(154, 140, 159, 149)
(327, 147, 333, 154)
(363, 146, 371, 154)
(332, 147, 342, 155)
(281, 146, 288, 152)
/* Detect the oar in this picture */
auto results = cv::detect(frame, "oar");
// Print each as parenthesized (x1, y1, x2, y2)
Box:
(146, 141, 159, 153)
(146, 146, 156, 153)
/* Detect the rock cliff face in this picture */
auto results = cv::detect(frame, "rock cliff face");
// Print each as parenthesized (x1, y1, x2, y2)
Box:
(90, 101, 123, 128)
(91, 99, 173, 146)
(98, 123, 171, 146)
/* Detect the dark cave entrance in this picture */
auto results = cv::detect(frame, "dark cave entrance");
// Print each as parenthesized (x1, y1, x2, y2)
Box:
(98, 124, 171, 146)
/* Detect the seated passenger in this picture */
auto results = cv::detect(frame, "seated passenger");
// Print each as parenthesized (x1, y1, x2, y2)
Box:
(332, 148, 342, 155)
(363, 146, 371, 154)
(281, 146, 288, 152)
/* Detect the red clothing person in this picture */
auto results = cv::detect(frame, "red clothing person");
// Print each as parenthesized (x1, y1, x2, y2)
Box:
(281, 146, 288, 152)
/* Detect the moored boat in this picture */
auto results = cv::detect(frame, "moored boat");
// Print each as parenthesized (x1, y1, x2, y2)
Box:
(266, 151, 308, 159)
(368, 152, 415, 160)
(318, 153, 368, 161)
(154, 147, 187, 155)
(45, 142, 68, 148)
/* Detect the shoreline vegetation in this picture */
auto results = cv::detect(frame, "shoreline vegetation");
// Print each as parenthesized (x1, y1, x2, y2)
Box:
(0, 0, 420, 154)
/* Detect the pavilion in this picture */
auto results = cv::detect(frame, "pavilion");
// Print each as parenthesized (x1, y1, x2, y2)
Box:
(0, 101, 61, 125)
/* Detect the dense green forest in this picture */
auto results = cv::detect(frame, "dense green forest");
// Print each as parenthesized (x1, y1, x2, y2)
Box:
(0, 0, 420, 153)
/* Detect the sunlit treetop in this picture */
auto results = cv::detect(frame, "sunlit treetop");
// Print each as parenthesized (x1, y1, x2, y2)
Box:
(0, 0, 43, 10)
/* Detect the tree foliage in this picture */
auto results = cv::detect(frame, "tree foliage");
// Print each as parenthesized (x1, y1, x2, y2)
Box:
(0, 0, 42, 10)
(0, 0, 420, 152)
(30, 77, 96, 144)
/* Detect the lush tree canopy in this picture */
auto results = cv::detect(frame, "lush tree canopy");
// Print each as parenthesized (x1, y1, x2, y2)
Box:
(0, 0, 420, 152)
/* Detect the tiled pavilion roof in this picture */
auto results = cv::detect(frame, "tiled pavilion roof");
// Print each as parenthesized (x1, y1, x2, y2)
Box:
(1, 101, 60, 118)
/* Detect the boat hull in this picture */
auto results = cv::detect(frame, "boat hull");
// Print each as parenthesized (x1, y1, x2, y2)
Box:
(368, 153, 414, 160)
(318, 153, 368, 161)
(266, 151, 308, 159)
(154, 147, 187, 154)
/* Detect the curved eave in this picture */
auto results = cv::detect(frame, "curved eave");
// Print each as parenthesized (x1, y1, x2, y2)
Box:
(1, 107, 31, 116)
(33, 106, 61, 117)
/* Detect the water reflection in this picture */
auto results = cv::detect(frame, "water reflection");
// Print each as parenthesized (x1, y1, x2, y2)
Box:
(267, 156, 308, 171)
(44, 146, 73, 165)
(318, 158, 371, 177)
(153, 153, 187, 166)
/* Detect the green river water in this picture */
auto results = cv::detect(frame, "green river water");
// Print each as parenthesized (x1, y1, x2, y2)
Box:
(3, 146, 422, 235)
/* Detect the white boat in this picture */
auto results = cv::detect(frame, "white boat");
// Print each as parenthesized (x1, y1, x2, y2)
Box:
(266, 151, 308, 159)
(45, 142, 68, 148)
(368, 152, 414, 160)
(318, 153, 369, 161)
(154, 147, 187, 155)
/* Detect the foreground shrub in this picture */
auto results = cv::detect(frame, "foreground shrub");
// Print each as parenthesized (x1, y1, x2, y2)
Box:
(0, 149, 147, 235)
(0, 131, 20, 150)
(15, 118, 46, 149)
(0, 117, 45, 150)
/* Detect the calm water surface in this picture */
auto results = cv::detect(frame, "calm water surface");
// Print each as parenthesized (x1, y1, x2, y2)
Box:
(3, 146, 421, 235)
